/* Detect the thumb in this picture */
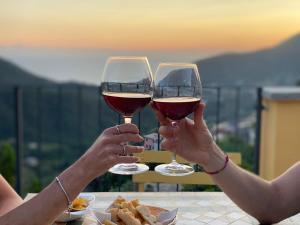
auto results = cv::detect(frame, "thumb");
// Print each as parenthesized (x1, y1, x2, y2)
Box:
(194, 102, 205, 128)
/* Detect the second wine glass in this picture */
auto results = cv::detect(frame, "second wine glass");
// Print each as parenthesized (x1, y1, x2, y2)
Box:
(153, 63, 202, 176)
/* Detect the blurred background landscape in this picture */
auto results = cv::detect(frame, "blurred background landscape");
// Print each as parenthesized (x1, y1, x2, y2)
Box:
(1, 0, 300, 195)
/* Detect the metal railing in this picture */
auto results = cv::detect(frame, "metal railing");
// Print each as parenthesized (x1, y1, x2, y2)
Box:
(0, 85, 263, 194)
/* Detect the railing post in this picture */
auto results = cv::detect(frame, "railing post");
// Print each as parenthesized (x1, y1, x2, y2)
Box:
(254, 87, 263, 174)
(58, 86, 62, 152)
(37, 87, 43, 183)
(138, 112, 141, 132)
(215, 87, 221, 142)
(77, 86, 82, 154)
(234, 87, 241, 138)
(15, 87, 23, 194)
(157, 121, 160, 150)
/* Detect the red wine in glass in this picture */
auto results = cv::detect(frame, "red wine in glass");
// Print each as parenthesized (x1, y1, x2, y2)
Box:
(103, 92, 151, 117)
(153, 97, 201, 120)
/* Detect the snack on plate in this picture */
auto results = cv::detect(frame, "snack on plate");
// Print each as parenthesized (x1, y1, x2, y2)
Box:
(104, 220, 118, 225)
(112, 196, 126, 208)
(110, 208, 119, 222)
(102, 197, 170, 225)
(136, 205, 162, 225)
(71, 197, 89, 211)
(118, 208, 142, 225)
(121, 201, 139, 217)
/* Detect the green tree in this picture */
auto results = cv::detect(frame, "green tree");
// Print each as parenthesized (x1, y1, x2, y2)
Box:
(297, 80, 300, 86)
(24, 174, 42, 193)
(0, 143, 16, 186)
(218, 135, 254, 171)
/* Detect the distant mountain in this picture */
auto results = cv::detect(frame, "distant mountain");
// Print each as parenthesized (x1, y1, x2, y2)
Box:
(196, 33, 300, 86)
(0, 57, 53, 86)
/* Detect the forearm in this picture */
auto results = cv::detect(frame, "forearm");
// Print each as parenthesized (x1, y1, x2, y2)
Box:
(203, 144, 277, 223)
(0, 156, 94, 225)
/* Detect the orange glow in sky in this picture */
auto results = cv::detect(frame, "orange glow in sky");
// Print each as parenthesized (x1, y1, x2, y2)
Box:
(1, 0, 300, 51)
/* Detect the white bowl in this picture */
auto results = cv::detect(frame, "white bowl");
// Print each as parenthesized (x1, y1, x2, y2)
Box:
(55, 193, 95, 222)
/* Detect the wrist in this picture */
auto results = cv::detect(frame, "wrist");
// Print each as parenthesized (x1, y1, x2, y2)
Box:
(73, 153, 96, 182)
(201, 143, 227, 172)
(57, 159, 92, 201)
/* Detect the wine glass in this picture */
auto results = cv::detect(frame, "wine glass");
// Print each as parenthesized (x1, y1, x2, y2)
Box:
(101, 56, 152, 175)
(153, 63, 202, 176)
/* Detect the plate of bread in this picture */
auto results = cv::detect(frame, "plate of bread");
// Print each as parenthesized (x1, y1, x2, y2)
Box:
(93, 196, 177, 225)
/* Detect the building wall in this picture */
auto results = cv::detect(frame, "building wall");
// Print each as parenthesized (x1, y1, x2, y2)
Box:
(260, 99, 300, 180)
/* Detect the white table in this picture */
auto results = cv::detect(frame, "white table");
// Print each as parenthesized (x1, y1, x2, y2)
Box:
(26, 192, 300, 225)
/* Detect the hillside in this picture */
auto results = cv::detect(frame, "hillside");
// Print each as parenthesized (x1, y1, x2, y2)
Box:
(196, 33, 300, 86)
(0, 57, 52, 86)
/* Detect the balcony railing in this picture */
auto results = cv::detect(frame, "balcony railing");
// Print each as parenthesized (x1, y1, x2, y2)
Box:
(0, 85, 263, 194)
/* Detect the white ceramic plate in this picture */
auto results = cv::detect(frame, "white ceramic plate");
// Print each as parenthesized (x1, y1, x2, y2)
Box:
(92, 205, 178, 225)
(55, 193, 95, 222)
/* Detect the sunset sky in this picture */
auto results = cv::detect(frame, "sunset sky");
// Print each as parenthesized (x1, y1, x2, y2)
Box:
(1, 0, 300, 51)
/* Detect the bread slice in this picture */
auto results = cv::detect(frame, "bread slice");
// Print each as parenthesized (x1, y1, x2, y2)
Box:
(136, 205, 162, 225)
(117, 208, 142, 225)
(121, 201, 139, 217)
(103, 220, 118, 225)
(109, 208, 119, 222)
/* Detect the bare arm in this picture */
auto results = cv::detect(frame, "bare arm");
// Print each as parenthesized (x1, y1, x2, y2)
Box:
(0, 176, 23, 216)
(156, 102, 300, 224)
(206, 145, 300, 223)
(0, 124, 144, 225)
(0, 160, 94, 225)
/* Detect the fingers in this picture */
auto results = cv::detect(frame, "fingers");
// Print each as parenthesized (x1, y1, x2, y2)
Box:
(109, 133, 144, 144)
(151, 102, 171, 126)
(111, 145, 144, 155)
(194, 101, 206, 128)
(104, 123, 139, 136)
(160, 138, 177, 152)
(159, 125, 179, 138)
(116, 155, 140, 164)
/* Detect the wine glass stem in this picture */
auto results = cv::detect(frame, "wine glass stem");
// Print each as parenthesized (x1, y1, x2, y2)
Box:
(124, 116, 132, 124)
(172, 153, 177, 163)
(123, 116, 132, 156)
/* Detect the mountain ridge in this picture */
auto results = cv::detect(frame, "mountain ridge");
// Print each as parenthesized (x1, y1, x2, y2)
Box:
(195, 32, 300, 86)
(0, 57, 53, 86)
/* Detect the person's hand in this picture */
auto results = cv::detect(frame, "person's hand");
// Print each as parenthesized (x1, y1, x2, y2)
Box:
(79, 124, 144, 179)
(154, 102, 225, 169)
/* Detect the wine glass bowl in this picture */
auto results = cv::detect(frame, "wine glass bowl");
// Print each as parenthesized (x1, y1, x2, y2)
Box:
(101, 56, 152, 175)
(153, 63, 202, 176)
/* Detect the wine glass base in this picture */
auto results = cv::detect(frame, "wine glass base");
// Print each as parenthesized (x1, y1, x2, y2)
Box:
(109, 163, 149, 175)
(155, 163, 194, 176)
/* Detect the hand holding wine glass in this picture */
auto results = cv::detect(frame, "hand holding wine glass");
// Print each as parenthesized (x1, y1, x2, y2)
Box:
(154, 101, 224, 170)
(153, 63, 202, 176)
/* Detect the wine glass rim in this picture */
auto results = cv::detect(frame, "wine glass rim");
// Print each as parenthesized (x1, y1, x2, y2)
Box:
(158, 62, 197, 67)
(107, 56, 148, 60)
